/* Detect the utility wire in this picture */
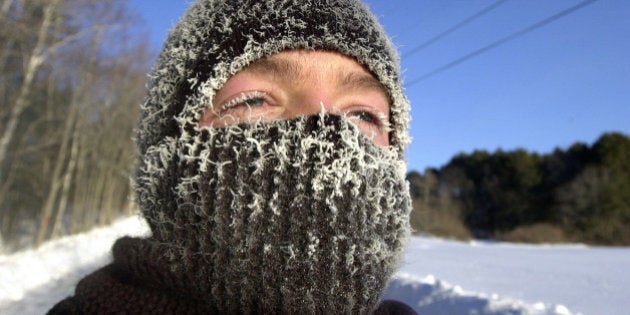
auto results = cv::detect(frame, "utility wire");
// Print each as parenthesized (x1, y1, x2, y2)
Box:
(406, 0, 599, 87)
(402, 0, 509, 59)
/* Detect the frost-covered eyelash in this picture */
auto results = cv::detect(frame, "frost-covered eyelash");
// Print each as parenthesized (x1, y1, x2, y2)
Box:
(220, 91, 267, 111)
(375, 112, 392, 132)
(348, 111, 391, 132)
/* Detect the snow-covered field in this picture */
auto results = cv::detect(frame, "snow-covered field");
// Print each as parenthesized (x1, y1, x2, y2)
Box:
(1, 216, 628, 315)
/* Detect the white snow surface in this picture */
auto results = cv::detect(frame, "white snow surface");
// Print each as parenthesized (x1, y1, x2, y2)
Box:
(1, 216, 629, 315)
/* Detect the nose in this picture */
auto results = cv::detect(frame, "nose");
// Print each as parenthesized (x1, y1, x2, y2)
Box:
(282, 91, 336, 119)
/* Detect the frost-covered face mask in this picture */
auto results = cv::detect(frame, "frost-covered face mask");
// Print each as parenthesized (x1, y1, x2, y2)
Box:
(134, 114, 411, 314)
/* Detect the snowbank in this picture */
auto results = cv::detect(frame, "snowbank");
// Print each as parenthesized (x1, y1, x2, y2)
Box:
(0, 216, 149, 314)
(2, 215, 629, 314)
(384, 273, 572, 315)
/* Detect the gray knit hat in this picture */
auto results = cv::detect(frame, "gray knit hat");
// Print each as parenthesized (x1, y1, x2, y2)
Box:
(133, 0, 412, 314)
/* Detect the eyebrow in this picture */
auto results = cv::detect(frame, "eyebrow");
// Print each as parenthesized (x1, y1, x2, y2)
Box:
(245, 56, 389, 96)
(338, 71, 387, 95)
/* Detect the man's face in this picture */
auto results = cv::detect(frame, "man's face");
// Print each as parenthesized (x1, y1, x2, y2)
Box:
(200, 50, 391, 147)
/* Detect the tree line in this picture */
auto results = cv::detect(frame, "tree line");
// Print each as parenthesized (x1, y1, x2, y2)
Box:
(0, 0, 151, 253)
(407, 132, 630, 245)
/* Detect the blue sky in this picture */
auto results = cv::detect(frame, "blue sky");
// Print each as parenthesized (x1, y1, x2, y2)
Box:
(128, 0, 630, 172)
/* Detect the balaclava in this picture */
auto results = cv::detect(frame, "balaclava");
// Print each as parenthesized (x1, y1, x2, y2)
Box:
(131, 0, 412, 314)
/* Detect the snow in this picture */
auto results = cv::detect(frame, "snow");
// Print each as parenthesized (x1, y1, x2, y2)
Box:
(0, 216, 150, 315)
(1, 216, 629, 315)
(390, 237, 630, 315)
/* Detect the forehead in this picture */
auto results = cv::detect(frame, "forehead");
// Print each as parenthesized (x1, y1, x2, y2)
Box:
(249, 50, 364, 71)
(234, 50, 388, 96)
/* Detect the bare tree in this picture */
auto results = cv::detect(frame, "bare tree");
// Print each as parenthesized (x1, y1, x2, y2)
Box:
(0, 0, 62, 181)
(0, 0, 151, 251)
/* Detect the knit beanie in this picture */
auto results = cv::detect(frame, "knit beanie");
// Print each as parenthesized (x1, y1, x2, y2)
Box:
(132, 0, 412, 314)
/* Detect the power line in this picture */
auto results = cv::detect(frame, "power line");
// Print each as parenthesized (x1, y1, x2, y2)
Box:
(402, 0, 508, 60)
(406, 0, 599, 87)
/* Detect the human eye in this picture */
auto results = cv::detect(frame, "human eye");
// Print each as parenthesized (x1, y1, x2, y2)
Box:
(351, 111, 379, 125)
(219, 91, 268, 113)
(347, 109, 390, 133)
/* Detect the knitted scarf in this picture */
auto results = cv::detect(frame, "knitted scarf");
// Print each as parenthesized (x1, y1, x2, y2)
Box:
(130, 114, 410, 314)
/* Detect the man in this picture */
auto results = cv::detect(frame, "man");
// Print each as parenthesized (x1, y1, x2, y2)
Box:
(49, 0, 414, 313)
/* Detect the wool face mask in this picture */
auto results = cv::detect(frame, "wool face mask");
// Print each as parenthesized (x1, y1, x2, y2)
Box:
(133, 114, 411, 314)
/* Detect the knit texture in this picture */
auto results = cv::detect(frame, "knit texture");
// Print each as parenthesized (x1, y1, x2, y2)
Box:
(49, 253, 416, 314)
(133, 114, 411, 314)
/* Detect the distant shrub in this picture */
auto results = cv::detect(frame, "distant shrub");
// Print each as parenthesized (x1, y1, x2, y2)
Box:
(410, 200, 471, 241)
(495, 223, 570, 244)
